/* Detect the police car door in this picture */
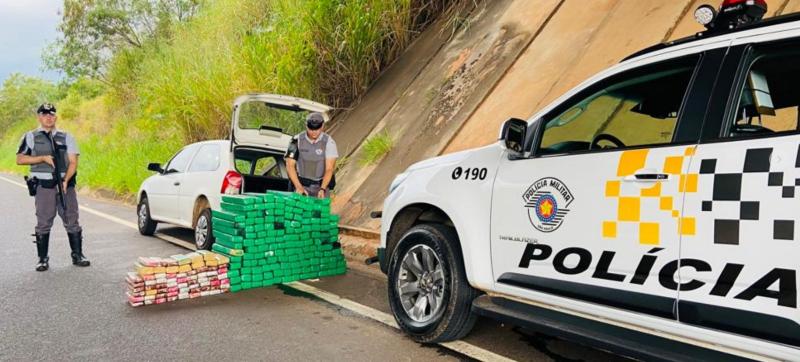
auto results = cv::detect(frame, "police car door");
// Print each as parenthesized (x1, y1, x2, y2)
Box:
(678, 40, 800, 349)
(491, 53, 715, 321)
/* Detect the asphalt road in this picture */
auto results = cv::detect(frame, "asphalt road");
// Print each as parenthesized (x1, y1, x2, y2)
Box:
(0, 174, 624, 361)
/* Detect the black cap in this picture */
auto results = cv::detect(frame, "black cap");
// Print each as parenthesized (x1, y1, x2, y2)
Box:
(306, 112, 324, 130)
(37, 103, 56, 115)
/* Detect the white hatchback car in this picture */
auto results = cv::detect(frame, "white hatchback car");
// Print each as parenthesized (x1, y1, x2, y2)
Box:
(136, 94, 331, 249)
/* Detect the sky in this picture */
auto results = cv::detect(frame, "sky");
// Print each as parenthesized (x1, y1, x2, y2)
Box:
(0, 0, 62, 84)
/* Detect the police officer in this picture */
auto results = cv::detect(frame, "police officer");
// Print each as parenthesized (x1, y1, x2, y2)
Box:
(285, 112, 338, 198)
(15, 103, 90, 271)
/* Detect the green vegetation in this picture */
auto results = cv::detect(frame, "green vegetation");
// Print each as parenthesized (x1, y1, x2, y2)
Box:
(0, 0, 468, 197)
(359, 131, 394, 166)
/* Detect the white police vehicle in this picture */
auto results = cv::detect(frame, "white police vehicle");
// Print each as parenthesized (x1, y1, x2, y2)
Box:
(137, 94, 330, 249)
(378, 1, 800, 359)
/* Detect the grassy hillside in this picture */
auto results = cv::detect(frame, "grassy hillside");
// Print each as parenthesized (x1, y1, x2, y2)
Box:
(0, 0, 464, 197)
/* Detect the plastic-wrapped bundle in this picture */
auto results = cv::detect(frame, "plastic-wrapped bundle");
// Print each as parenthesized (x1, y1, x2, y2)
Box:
(212, 191, 347, 293)
(126, 251, 230, 307)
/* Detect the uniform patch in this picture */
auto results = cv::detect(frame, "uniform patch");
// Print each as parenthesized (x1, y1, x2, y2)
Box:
(522, 177, 573, 233)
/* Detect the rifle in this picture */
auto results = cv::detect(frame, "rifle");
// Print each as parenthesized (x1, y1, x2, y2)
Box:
(47, 132, 67, 211)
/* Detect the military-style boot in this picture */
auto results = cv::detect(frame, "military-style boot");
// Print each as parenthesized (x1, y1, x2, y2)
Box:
(34, 233, 50, 272)
(67, 231, 90, 267)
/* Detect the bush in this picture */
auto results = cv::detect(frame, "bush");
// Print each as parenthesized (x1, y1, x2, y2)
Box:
(360, 131, 393, 166)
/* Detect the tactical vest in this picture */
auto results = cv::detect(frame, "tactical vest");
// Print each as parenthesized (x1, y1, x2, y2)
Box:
(29, 130, 70, 178)
(295, 132, 329, 182)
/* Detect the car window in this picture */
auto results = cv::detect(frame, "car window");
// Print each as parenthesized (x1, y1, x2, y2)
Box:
(188, 144, 221, 172)
(238, 101, 308, 136)
(538, 61, 696, 155)
(165, 145, 198, 173)
(728, 51, 800, 138)
(233, 153, 284, 178)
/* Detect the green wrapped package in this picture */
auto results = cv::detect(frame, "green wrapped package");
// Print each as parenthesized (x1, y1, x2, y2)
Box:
(212, 190, 347, 293)
(213, 209, 245, 222)
(221, 202, 261, 213)
(212, 243, 244, 256)
(222, 194, 260, 205)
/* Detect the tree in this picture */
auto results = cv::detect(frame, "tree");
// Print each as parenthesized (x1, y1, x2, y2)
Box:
(0, 74, 59, 132)
(44, 0, 204, 81)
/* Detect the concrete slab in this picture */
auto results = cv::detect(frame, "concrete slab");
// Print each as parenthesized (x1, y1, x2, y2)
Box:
(778, 0, 800, 15)
(538, 0, 695, 109)
(332, 0, 561, 228)
(444, 0, 619, 154)
(326, 13, 453, 158)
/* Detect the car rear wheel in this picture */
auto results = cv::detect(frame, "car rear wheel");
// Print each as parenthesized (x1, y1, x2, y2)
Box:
(138, 197, 157, 236)
(387, 223, 479, 343)
(195, 208, 214, 250)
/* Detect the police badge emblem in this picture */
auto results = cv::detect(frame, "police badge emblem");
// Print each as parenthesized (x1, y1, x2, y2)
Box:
(522, 177, 574, 232)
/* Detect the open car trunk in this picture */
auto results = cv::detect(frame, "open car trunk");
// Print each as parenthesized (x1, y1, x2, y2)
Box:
(231, 93, 332, 151)
(229, 93, 332, 195)
(233, 147, 291, 194)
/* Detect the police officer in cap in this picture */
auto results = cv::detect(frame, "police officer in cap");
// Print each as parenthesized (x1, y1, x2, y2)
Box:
(16, 103, 90, 271)
(285, 112, 338, 198)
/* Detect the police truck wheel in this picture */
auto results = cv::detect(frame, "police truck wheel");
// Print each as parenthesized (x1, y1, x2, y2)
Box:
(194, 208, 214, 250)
(387, 223, 479, 343)
(137, 197, 157, 236)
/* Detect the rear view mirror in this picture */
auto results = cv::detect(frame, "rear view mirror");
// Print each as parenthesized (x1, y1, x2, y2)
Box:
(148, 163, 164, 173)
(500, 118, 527, 157)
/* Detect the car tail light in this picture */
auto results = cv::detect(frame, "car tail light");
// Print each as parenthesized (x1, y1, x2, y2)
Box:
(221, 170, 242, 194)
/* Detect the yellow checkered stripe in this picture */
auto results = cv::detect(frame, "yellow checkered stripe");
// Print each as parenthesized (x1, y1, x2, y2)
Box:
(603, 147, 698, 245)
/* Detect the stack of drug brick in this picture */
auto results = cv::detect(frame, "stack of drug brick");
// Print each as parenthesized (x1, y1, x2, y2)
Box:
(211, 191, 346, 292)
(126, 250, 230, 307)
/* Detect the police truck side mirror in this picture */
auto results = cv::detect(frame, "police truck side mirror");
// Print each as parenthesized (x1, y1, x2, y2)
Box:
(148, 163, 164, 174)
(500, 118, 527, 158)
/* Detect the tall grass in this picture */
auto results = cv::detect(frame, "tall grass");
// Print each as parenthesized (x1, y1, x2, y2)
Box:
(0, 0, 469, 197)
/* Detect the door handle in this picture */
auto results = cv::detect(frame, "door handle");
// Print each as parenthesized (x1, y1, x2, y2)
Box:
(173, 181, 181, 186)
(633, 173, 668, 181)
(623, 173, 669, 182)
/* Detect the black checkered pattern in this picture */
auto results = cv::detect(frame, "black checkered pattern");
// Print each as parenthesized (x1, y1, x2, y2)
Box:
(699, 147, 796, 244)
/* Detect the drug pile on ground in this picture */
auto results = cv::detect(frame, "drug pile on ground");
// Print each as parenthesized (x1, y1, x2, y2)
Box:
(126, 250, 230, 307)
(211, 191, 346, 292)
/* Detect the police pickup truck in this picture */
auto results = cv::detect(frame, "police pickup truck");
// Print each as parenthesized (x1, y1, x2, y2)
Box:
(377, 1, 800, 360)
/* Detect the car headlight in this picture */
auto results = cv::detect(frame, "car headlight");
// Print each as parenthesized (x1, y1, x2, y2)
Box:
(389, 172, 409, 194)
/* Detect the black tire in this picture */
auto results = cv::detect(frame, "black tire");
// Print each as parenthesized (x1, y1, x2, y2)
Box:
(137, 196, 157, 236)
(194, 208, 215, 250)
(387, 223, 480, 343)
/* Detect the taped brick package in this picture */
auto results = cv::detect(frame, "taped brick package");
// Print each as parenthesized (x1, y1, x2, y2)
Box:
(211, 191, 346, 292)
(126, 250, 230, 307)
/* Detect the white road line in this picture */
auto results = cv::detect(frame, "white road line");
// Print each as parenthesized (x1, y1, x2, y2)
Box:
(0, 174, 515, 362)
(287, 281, 517, 362)
(0, 175, 196, 250)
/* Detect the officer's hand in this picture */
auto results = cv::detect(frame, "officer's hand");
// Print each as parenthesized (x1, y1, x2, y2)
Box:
(40, 156, 55, 168)
(61, 181, 68, 191)
(317, 189, 327, 198)
(296, 187, 308, 196)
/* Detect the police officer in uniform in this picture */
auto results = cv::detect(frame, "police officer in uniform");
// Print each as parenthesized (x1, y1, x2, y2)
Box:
(285, 112, 338, 198)
(16, 103, 90, 271)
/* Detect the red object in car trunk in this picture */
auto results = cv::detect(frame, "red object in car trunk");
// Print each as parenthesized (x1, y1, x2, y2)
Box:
(221, 170, 243, 194)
